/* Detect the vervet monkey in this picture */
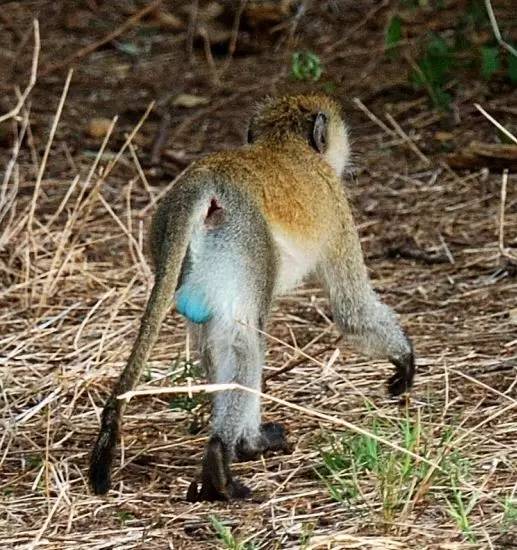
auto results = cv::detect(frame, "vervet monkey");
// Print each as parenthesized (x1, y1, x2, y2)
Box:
(89, 94, 415, 502)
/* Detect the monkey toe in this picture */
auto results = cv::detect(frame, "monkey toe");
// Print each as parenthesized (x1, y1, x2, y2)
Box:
(388, 373, 409, 396)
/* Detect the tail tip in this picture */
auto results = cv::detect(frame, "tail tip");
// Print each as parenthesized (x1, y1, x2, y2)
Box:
(89, 451, 112, 495)
(89, 430, 117, 495)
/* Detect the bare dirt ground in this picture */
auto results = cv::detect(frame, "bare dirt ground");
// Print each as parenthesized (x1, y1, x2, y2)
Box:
(1, 1, 516, 548)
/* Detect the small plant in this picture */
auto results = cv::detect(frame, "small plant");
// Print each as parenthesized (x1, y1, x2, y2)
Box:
(292, 51, 323, 81)
(116, 510, 134, 524)
(168, 358, 205, 413)
(317, 411, 452, 525)
(169, 394, 200, 412)
(300, 522, 316, 548)
(385, 1, 517, 109)
(411, 33, 454, 110)
(26, 455, 42, 470)
(480, 45, 501, 79)
(385, 15, 403, 56)
(444, 471, 479, 542)
(502, 496, 517, 532)
(210, 516, 255, 550)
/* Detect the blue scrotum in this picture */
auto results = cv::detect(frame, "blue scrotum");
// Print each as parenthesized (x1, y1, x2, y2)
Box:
(175, 285, 213, 324)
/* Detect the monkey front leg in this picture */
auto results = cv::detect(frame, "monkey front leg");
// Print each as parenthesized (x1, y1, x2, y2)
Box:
(319, 238, 415, 396)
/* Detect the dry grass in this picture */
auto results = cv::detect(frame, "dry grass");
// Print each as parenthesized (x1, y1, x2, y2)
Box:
(1, 2, 517, 549)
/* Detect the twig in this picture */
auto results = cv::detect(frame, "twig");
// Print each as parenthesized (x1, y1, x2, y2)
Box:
(484, 0, 517, 58)
(219, 0, 248, 76)
(117, 382, 444, 472)
(0, 19, 40, 124)
(264, 337, 341, 383)
(324, 0, 389, 60)
(385, 112, 430, 165)
(27, 69, 73, 235)
(97, 193, 151, 280)
(128, 144, 153, 200)
(27, 483, 66, 550)
(14, 387, 62, 425)
(498, 169, 508, 255)
(475, 103, 517, 145)
(40, 0, 164, 76)
(199, 26, 220, 85)
(186, 0, 199, 64)
(438, 233, 455, 265)
(353, 97, 397, 139)
(497, 169, 516, 261)
(385, 243, 449, 265)
(150, 111, 171, 165)
(449, 367, 517, 405)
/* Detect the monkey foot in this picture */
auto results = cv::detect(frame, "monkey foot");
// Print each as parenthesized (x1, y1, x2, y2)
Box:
(186, 435, 252, 502)
(236, 422, 292, 461)
(186, 477, 251, 502)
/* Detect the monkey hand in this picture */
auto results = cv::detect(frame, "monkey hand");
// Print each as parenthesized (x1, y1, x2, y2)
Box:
(186, 436, 251, 502)
(388, 346, 415, 396)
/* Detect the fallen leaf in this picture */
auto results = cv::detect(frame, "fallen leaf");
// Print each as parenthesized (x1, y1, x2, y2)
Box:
(509, 308, 517, 325)
(434, 131, 454, 142)
(151, 10, 184, 30)
(172, 94, 210, 108)
(87, 118, 112, 139)
(447, 141, 517, 170)
(64, 10, 93, 30)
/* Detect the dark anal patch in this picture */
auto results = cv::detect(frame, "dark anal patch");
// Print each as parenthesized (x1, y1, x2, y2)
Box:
(204, 198, 224, 229)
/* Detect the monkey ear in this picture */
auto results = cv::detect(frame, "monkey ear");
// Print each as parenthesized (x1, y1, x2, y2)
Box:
(247, 124, 255, 144)
(311, 112, 328, 153)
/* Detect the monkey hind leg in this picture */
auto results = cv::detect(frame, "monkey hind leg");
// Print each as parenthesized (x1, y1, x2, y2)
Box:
(320, 263, 414, 396)
(185, 213, 277, 500)
(188, 321, 265, 502)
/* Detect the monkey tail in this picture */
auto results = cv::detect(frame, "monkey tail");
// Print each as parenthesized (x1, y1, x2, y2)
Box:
(89, 183, 210, 495)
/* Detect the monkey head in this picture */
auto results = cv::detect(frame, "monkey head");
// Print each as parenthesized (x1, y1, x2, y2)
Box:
(247, 94, 350, 177)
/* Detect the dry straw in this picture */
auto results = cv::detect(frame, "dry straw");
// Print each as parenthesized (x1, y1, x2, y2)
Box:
(1, 16, 516, 549)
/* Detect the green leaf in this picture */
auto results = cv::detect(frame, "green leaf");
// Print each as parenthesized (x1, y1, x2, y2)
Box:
(385, 15, 402, 51)
(508, 50, 517, 84)
(292, 51, 323, 82)
(114, 41, 141, 57)
(481, 46, 500, 79)
(321, 81, 336, 94)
